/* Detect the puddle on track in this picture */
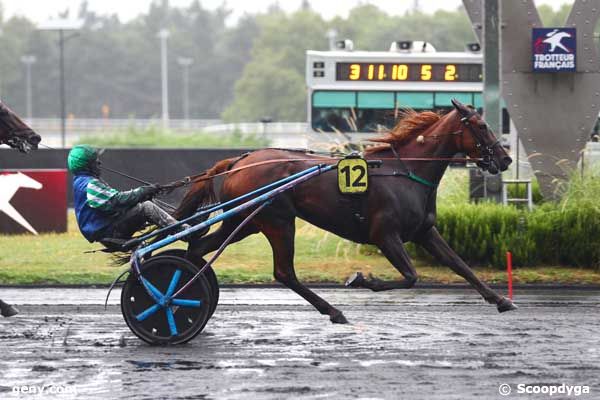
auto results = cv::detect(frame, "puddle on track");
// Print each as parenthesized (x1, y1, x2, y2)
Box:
(0, 288, 599, 399)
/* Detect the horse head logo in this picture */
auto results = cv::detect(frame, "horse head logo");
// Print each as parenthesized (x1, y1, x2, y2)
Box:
(0, 172, 43, 234)
(542, 29, 573, 53)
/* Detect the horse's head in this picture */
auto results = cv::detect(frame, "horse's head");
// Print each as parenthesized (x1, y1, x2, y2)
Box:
(0, 101, 41, 153)
(451, 98, 512, 174)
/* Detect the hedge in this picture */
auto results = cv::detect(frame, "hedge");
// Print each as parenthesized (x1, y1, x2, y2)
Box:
(432, 202, 600, 269)
(362, 173, 600, 269)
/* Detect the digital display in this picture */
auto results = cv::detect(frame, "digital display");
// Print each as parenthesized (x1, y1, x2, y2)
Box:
(336, 62, 482, 82)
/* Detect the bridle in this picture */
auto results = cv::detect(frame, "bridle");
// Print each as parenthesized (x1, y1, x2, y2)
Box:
(408, 106, 503, 172)
(0, 105, 38, 150)
(456, 108, 503, 169)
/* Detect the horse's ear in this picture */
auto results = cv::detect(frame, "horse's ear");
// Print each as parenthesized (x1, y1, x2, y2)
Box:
(451, 98, 463, 110)
(451, 98, 468, 116)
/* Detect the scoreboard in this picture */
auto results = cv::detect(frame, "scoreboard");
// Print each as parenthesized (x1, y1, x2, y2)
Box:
(335, 62, 482, 82)
(306, 48, 485, 134)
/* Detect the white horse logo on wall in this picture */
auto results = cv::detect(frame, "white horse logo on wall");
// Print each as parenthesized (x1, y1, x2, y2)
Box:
(0, 172, 43, 234)
(543, 29, 573, 53)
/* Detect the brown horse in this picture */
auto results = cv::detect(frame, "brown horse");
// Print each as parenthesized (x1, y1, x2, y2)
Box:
(0, 100, 39, 317)
(176, 99, 515, 323)
(0, 100, 40, 153)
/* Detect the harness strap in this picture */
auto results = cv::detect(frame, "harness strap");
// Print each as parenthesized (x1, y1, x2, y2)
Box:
(408, 172, 437, 188)
(386, 144, 443, 188)
(371, 170, 437, 188)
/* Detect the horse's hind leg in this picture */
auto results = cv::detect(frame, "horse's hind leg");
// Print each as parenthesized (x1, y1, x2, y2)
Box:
(416, 227, 517, 313)
(346, 231, 418, 292)
(260, 218, 348, 324)
(0, 299, 19, 317)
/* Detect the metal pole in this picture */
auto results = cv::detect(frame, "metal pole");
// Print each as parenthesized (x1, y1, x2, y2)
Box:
(183, 64, 189, 121)
(177, 57, 193, 125)
(326, 29, 338, 50)
(516, 129, 520, 179)
(21, 55, 36, 121)
(25, 61, 32, 120)
(59, 29, 66, 147)
(158, 29, 170, 131)
(483, 0, 501, 135)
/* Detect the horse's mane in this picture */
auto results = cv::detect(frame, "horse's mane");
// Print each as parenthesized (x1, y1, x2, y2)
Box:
(365, 109, 442, 154)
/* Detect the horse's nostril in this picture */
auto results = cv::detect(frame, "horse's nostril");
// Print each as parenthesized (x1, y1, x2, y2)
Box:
(503, 156, 513, 166)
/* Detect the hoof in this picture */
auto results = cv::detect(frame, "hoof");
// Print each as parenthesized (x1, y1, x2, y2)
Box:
(1, 304, 19, 317)
(497, 297, 518, 313)
(345, 272, 365, 288)
(330, 310, 349, 324)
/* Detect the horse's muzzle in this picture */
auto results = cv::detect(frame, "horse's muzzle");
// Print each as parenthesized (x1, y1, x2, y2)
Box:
(499, 156, 512, 172)
(29, 133, 41, 146)
(22, 131, 41, 152)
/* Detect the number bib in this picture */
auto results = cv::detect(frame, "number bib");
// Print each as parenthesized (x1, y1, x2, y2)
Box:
(337, 158, 368, 194)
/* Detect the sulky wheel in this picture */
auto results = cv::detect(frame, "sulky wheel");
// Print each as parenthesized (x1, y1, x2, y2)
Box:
(155, 249, 219, 318)
(121, 255, 213, 345)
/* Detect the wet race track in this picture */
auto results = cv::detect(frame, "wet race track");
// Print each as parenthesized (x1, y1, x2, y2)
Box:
(0, 288, 599, 399)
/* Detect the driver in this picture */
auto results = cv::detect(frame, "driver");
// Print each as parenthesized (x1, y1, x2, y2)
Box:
(67, 145, 189, 245)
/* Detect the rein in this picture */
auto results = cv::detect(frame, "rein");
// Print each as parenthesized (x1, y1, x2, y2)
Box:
(80, 154, 477, 192)
(41, 112, 491, 193)
(184, 155, 482, 185)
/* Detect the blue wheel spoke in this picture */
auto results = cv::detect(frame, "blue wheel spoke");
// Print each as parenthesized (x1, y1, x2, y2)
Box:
(165, 269, 182, 298)
(135, 304, 161, 321)
(171, 298, 202, 308)
(141, 277, 165, 302)
(166, 308, 178, 336)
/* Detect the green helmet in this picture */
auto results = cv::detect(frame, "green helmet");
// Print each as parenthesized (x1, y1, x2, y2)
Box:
(67, 145, 102, 173)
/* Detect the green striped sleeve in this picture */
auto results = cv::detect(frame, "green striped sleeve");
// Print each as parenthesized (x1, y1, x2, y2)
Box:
(86, 179, 118, 209)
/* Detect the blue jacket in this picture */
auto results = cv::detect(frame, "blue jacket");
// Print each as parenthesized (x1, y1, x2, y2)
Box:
(72, 174, 115, 242)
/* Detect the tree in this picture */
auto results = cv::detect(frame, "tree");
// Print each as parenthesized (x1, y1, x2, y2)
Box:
(222, 52, 306, 122)
(0, 1, 578, 121)
(537, 4, 571, 26)
(222, 7, 326, 121)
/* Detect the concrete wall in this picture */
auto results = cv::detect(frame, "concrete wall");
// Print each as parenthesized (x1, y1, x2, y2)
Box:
(0, 148, 253, 207)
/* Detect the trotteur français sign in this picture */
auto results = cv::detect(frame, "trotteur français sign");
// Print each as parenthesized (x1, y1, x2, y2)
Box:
(532, 27, 576, 72)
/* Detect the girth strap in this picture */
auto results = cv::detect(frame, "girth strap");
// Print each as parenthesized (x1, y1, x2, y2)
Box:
(371, 170, 437, 188)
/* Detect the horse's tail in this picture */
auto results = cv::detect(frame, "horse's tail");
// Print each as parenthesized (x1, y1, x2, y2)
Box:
(174, 157, 238, 219)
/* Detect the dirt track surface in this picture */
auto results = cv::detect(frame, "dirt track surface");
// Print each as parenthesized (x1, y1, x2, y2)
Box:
(0, 288, 599, 399)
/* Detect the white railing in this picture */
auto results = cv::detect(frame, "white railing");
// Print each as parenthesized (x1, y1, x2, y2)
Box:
(203, 122, 308, 135)
(25, 118, 222, 134)
(30, 119, 311, 148)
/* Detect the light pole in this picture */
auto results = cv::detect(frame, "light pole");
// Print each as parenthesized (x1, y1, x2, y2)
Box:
(38, 19, 83, 147)
(326, 29, 338, 50)
(0, 28, 3, 99)
(158, 29, 170, 131)
(20, 55, 36, 121)
(177, 57, 194, 125)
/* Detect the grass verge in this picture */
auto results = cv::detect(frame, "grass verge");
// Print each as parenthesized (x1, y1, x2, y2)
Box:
(76, 126, 270, 148)
(1, 213, 599, 286)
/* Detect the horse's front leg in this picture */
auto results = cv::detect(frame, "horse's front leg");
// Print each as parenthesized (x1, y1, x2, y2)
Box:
(415, 227, 517, 313)
(0, 299, 19, 317)
(346, 230, 418, 291)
